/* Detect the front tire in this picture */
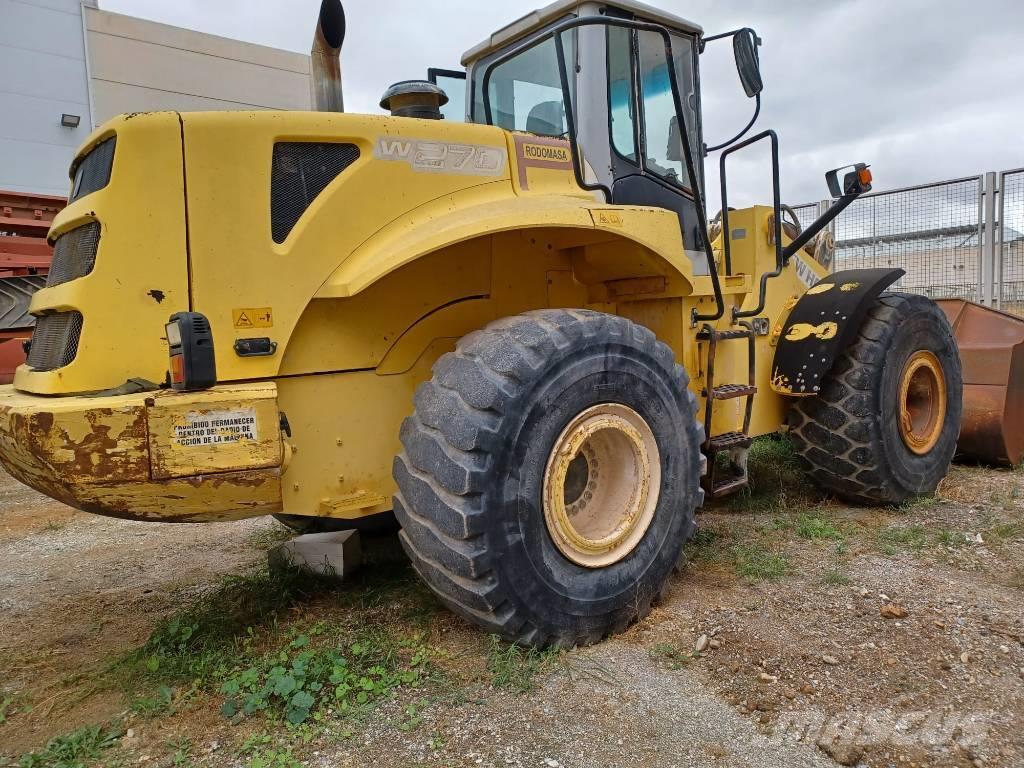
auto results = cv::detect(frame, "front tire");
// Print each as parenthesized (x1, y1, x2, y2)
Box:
(393, 310, 703, 648)
(789, 293, 962, 505)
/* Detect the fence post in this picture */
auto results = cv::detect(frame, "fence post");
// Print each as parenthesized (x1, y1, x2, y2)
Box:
(981, 171, 998, 306)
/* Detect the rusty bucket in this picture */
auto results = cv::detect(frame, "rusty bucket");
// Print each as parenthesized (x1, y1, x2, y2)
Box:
(936, 299, 1024, 466)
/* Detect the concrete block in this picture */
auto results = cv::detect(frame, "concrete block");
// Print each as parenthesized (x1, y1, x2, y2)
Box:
(268, 530, 361, 580)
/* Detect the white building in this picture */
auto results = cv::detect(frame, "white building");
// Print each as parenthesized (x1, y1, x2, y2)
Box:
(1, 0, 312, 196)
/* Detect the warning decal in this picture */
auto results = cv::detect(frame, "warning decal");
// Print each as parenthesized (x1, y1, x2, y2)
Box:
(232, 308, 273, 329)
(173, 408, 258, 448)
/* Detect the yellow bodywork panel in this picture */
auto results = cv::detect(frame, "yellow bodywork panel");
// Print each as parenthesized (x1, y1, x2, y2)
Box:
(0, 383, 283, 521)
(1, 107, 835, 525)
(15, 113, 190, 395)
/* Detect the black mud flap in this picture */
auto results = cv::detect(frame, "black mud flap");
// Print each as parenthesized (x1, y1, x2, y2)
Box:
(770, 268, 904, 396)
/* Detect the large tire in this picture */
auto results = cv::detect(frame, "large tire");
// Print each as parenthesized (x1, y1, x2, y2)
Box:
(789, 292, 962, 505)
(393, 310, 703, 648)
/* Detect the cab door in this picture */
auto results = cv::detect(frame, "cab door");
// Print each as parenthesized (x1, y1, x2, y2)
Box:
(606, 26, 707, 267)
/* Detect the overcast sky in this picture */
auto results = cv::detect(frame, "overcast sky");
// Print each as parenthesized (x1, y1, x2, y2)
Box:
(101, 0, 1024, 207)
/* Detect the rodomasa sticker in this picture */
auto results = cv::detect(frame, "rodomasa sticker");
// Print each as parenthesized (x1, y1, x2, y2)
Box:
(374, 138, 506, 176)
(513, 134, 573, 189)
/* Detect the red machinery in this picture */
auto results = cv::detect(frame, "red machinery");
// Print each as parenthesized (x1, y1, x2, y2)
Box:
(0, 190, 64, 383)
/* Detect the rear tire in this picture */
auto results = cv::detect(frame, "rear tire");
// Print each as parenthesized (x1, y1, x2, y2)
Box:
(393, 310, 703, 648)
(789, 293, 962, 505)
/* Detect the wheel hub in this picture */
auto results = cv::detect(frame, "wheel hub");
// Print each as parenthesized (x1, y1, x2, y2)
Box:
(542, 404, 660, 568)
(898, 350, 947, 455)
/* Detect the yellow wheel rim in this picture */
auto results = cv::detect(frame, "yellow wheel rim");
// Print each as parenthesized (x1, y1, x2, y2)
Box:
(542, 404, 660, 568)
(898, 350, 947, 455)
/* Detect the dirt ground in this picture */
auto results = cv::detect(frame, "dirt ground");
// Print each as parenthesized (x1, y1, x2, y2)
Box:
(0, 453, 1022, 768)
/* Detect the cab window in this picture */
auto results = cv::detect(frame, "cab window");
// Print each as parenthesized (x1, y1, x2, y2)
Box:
(636, 30, 701, 190)
(474, 33, 577, 136)
(608, 26, 638, 162)
(428, 68, 467, 122)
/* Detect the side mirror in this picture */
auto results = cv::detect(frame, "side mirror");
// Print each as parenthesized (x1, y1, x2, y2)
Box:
(733, 29, 763, 98)
(826, 163, 873, 198)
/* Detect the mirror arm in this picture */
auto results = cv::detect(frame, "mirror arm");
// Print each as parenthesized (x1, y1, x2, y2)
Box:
(702, 28, 762, 47)
(705, 92, 760, 154)
(781, 192, 860, 262)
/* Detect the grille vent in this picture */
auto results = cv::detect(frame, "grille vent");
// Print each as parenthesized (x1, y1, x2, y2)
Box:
(70, 138, 116, 202)
(26, 312, 84, 371)
(271, 142, 360, 243)
(47, 222, 101, 287)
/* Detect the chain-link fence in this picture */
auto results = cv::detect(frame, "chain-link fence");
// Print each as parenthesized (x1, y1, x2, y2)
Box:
(1000, 169, 1024, 315)
(792, 175, 997, 308)
(788, 203, 822, 233)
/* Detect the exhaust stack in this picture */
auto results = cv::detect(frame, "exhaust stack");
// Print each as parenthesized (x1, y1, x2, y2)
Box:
(310, 0, 346, 112)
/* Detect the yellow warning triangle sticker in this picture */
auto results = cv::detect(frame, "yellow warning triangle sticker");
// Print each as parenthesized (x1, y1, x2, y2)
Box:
(236, 312, 253, 328)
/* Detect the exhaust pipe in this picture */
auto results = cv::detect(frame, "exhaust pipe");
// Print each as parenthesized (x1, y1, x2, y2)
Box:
(310, 0, 346, 112)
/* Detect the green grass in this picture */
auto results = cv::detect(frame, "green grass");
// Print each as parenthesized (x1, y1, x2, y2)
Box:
(17, 724, 123, 768)
(989, 521, 1024, 544)
(103, 537, 443, 738)
(682, 527, 727, 565)
(485, 636, 558, 693)
(650, 643, 694, 669)
(794, 514, 845, 541)
(877, 525, 929, 555)
(935, 528, 966, 548)
(218, 626, 432, 726)
(821, 567, 851, 586)
(725, 436, 819, 514)
(732, 543, 792, 582)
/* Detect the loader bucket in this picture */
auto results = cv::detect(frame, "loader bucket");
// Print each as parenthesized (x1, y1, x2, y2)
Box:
(935, 299, 1024, 466)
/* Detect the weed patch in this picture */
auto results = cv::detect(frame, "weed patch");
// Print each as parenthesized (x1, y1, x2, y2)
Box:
(650, 643, 694, 669)
(683, 527, 728, 566)
(821, 567, 850, 586)
(219, 627, 431, 725)
(726, 436, 819, 514)
(732, 543, 791, 582)
(17, 724, 123, 768)
(795, 514, 845, 541)
(486, 636, 557, 693)
(877, 525, 929, 555)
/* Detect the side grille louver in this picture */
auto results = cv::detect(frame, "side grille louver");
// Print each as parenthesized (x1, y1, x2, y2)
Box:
(47, 222, 101, 287)
(26, 312, 84, 371)
(69, 137, 116, 202)
(271, 142, 360, 243)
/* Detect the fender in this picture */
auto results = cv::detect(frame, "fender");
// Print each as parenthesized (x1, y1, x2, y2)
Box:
(312, 193, 694, 299)
(770, 267, 905, 396)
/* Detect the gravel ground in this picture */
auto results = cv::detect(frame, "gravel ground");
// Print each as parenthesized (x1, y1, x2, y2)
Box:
(0, 461, 1022, 767)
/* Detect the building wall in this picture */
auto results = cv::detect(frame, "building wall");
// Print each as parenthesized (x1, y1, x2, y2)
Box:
(0, 2, 312, 196)
(84, 8, 312, 123)
(0, 0, 95, 196)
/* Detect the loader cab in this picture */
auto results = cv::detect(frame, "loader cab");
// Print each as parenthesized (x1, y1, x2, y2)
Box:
(451, 0, 709, 268)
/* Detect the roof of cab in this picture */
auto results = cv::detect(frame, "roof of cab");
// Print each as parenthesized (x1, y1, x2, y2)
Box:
(461, 0, 703, 66)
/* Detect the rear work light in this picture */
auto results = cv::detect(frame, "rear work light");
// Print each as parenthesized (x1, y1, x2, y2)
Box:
(166, 312, 216, 391)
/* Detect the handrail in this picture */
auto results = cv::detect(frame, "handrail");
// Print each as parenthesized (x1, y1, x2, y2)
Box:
(722, 130, 783, 321)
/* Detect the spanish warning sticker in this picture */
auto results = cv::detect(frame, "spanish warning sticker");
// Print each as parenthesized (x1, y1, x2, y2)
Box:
(173, 408, 258, 448)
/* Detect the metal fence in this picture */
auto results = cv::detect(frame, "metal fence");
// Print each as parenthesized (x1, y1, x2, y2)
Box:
(794, 169, 1024, 316)
(1000, 169, 1024, 315)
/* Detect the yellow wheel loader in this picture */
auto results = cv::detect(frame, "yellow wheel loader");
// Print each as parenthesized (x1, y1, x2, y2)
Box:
(0, 0, 962, 648)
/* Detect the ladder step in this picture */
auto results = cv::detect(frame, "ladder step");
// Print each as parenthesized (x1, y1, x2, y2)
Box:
(707, 431, 753, 453)
(711, 475, 749, 498)
(697, 328, 754, 342)
(709, 384, 757, 400)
